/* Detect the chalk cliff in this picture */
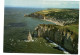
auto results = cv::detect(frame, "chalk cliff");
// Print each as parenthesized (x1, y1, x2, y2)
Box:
(34, 24, 78, 54)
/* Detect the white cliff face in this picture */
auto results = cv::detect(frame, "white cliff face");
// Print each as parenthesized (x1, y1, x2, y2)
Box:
(34, 24, 78, 54)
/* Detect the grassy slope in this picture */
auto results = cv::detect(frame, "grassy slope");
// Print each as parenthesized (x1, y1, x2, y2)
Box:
(57, 24, 78, 35)
(65, 24, 78, 34)
(34, 9, 79, 23)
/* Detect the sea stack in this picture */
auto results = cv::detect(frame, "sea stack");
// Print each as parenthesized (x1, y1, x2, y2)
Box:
(27, 31, 32, 41)
(44, 16, 46, 20)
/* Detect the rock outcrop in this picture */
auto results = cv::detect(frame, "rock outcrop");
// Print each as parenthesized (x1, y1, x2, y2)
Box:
(34, 24, 78, 54)
(27, 31, 32, 41)
(24, 13, 44, 19)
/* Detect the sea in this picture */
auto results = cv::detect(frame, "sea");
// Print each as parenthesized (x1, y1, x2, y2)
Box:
(4, 7, 54, 32)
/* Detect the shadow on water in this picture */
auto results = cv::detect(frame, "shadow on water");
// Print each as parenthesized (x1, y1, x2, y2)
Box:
(53, 47, 63, 51)
(8, 23, 26, 27)
(4, 26, 9, 30)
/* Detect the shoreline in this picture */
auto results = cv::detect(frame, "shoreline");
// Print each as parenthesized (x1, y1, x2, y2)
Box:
(42, 19, 64, 26)
(46, 37, 70, 54)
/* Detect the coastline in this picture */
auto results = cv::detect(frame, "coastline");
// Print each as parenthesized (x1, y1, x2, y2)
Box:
(24, 13, 64, 26)
(42, 19, 64, 26)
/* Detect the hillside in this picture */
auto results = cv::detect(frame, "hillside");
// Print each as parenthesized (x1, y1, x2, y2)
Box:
(25, 8, 79, 26)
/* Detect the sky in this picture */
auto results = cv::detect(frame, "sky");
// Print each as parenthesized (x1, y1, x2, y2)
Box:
(5, 0, 79, 8)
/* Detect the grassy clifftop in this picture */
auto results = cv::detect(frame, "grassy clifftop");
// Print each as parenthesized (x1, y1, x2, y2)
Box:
(38, 24, 78, 38)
